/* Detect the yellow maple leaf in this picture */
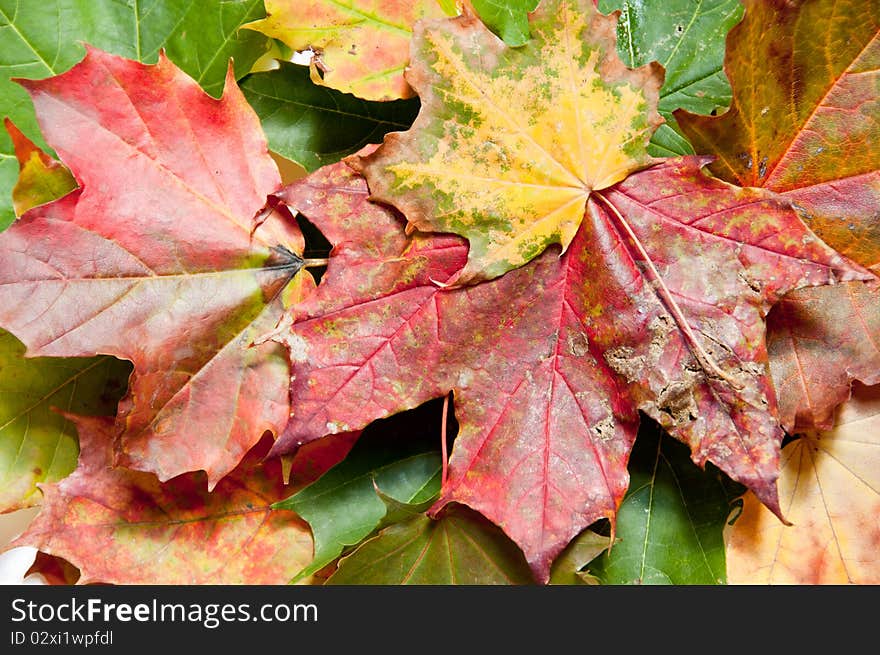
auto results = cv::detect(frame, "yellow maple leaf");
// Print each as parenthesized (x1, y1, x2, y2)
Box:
(244, 0, 456, 101)
(355, 0, 664, 283)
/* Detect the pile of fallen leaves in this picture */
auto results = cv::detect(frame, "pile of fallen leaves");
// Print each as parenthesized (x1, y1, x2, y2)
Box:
(0, 0, 877, 585)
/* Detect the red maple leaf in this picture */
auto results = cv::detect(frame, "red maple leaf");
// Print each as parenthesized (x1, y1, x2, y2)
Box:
(0, 48, 307, 486)
(271, 156, 870, 581)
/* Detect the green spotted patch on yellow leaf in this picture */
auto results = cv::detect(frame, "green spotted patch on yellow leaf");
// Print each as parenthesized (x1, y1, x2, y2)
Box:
(244, 0, 455, 101)
(355, 0, 665, 283)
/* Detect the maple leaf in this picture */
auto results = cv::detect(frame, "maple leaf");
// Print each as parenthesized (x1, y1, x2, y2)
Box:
(548, 528, 609, 585)
(725, 382, 880, 584)
(8, 416, 313, 584)
(767, 282, 880, 431)
(675, 0, 878, 201)
(0, 0, 272, 229)
(26, 552, 81, 585)
(357, 0, 665, 283)
(271, 156, 868, 582)
(586, 421, 742, 584)
(4, 119, 76, 217)
(325, 506, 535, 585)
(598, 0, 746, 156)
(0, 120, 131, 512)
(470, 0, 540, 47)
(243, 0, 456, 101)
(766, 237, 879, 431)
(276, 405, 443, 583)
(676, 0, 880, 429)
(0, 329, 130, 512)
(0, 48, 309, 487)
(240, 62, 421, 172)
(282, 430, 361, 488)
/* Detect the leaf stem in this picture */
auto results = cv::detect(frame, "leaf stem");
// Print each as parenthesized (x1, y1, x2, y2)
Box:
(441, 392, 450, 486)
(592, 191, 744, 390)
(302, 258, 330, 268)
